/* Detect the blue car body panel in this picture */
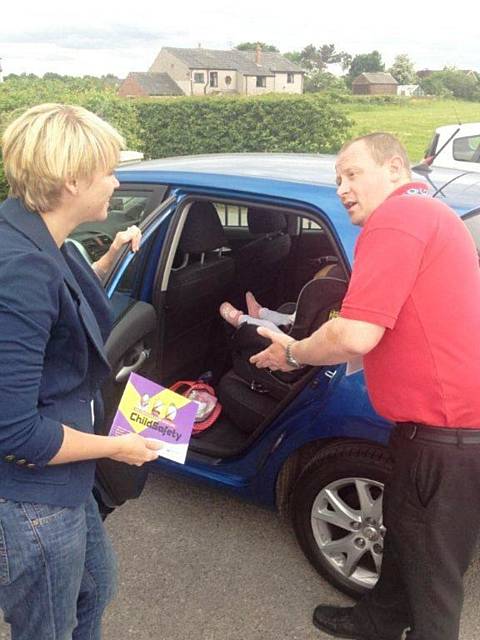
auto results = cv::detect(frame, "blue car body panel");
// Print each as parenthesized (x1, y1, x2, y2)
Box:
(108, 154, 479, 509)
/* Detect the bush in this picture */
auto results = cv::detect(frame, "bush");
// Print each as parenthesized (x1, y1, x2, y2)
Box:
(420, 70, 480, 101)
(136, 93, 352, 158)
(0, 76, 143, 201)
(0, 82, 352, 202)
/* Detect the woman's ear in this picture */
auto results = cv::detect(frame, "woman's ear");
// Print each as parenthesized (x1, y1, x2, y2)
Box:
(63, 178, 79, 197)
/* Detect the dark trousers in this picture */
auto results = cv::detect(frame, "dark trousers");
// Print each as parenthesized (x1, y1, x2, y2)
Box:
(353, 423, 480, 640)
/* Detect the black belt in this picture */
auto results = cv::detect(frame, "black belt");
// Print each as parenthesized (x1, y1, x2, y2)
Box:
(397, 422, 480, 445)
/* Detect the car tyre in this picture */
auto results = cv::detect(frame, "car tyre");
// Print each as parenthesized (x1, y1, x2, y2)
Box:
(291, 440, 393, 598)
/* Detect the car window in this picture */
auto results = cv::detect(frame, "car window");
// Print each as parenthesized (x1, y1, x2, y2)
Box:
(453, 136, 480, 163)
(69, 189, 157, 262)
(214, 202, 248, 227)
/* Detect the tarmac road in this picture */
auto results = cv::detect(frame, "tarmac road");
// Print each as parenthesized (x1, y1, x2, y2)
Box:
(1, 472, 480, 639)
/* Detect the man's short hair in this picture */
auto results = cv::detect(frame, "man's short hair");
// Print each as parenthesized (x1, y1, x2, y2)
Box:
(340, 132, 412, 179)
(1, 103, 125, 212)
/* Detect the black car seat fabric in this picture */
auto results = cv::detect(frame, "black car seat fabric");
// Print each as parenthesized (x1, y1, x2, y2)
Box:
(162, 201, 235, 383)
(217, 370, 277, 434)
(233, 207, 291, 308)
(231, 275, 348, 400)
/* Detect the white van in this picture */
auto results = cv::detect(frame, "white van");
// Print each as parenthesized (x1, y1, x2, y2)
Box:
(422, 123, 480, 171)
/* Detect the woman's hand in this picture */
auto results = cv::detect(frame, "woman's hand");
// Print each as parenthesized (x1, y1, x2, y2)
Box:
(110, 225, 142, 254)
(92, 225, 142, 278)
(110, 433, 163, 466)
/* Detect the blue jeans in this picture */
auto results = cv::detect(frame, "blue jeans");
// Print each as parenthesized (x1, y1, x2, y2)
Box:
(0, 493, 117, 640)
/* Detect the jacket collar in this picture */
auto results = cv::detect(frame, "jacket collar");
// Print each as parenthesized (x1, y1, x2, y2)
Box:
(0, 198, 109, 366)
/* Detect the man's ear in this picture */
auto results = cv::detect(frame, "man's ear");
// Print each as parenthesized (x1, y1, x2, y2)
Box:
(389, 155, 405, 182)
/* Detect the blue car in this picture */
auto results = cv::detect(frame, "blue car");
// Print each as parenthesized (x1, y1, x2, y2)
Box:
(69, 154, 480, 598)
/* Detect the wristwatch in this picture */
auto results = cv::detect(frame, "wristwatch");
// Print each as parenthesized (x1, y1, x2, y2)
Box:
(285, 340, 302, 369)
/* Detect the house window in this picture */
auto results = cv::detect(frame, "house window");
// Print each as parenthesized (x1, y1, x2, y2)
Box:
(287, 72, 294, 83)
(209, 72, 218, 88)
(225, 75, 232, 86)
(193, 72, 205, 83)
(256, 76, 267, 88)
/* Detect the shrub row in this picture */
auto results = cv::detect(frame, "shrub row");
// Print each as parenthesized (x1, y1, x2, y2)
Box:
(136, 94, 351, 158)
(0, 87, 352, 202)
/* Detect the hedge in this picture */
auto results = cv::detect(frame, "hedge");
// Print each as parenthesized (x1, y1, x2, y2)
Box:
(136, 94, 351, 158)
(0, 89, 352, 202)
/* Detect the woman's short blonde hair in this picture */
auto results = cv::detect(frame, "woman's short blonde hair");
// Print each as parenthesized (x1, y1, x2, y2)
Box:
(1, 103, 125, 212)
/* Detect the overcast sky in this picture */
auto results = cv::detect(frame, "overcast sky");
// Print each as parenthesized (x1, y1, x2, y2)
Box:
(1, 0, 477, 78)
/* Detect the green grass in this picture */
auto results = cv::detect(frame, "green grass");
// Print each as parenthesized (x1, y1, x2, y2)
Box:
(341, 98, 480, 163)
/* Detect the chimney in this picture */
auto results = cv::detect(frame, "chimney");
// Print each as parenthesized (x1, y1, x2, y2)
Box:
(255, 44, 262, 65)
(198, 42, 202, 49)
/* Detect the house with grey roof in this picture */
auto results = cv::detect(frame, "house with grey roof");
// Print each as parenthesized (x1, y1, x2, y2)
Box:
(148, 46, 304, 96)
(352, 72, 398, 95)
(118, 72, 184, 98)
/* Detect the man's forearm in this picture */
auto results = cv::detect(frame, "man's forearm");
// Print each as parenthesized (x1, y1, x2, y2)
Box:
(292, 317, 385, 367)
(293, 318, 359, 366)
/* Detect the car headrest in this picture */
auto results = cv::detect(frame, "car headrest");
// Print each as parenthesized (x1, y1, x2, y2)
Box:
(247, 207, 287, 234)
(179, 202, 228, 253)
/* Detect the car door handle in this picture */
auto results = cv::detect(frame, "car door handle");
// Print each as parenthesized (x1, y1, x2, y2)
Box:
(115, 349, 150, 383)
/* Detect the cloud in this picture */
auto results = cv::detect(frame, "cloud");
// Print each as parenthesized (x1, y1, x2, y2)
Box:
(0, 25, 185, 50)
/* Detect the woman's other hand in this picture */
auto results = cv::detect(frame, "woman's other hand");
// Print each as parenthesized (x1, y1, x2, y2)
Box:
(110, 225, 142, 254)
(92, 225, 142, 278)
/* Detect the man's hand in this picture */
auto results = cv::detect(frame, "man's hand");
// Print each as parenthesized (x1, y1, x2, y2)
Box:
(249, 327, 297, 371)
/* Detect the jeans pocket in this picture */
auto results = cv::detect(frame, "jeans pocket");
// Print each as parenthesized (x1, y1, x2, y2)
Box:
(23, 502, 69, 526)
(0, 521, 10, 585)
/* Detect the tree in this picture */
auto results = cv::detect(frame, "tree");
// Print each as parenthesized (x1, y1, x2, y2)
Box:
(420, 68, 480, 100)
(284, 44, 350, 74)
(346, 50, 384, 86)
(235, 42, 279, 52)
(304, 72, 347, 93)
(389, 54, 417, 85)
(283, 44, 351, 93)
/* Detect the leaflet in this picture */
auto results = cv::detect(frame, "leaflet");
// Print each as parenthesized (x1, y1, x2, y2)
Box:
(108, 372, 197, 464)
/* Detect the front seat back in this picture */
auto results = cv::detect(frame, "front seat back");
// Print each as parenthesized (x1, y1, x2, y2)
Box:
(162, 201, 235, 382)
(233, 207, 291, 308)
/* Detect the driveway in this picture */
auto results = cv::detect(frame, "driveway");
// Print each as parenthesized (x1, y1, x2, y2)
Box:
(1, 473, 480, 639)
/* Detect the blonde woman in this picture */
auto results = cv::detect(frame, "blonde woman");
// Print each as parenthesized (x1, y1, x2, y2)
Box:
(0, 104, 161, 640)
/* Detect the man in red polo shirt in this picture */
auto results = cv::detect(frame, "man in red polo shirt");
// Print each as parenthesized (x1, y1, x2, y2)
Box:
(250, 132, 480, 640)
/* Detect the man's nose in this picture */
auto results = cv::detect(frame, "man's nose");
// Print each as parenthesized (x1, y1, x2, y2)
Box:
(337, 181, 349, 197)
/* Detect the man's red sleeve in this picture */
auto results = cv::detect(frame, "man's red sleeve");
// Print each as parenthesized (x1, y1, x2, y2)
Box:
(340, 228, 425, 329)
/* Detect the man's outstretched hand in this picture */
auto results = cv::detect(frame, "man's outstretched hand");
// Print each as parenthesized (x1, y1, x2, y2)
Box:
(249, 327, 297, 372)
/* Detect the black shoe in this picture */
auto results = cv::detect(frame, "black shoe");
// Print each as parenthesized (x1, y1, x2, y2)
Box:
(312, 605, 398, 640)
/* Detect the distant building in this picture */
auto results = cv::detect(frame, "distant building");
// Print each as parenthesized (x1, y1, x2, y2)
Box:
(352, 72, 398, 95)
(397, 84, 424, 97)
(118, 72, 184, 98)
(147, 45, 304, 96)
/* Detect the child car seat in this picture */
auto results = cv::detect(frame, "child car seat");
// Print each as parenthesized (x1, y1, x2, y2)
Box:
(231, 275, 348, 400)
